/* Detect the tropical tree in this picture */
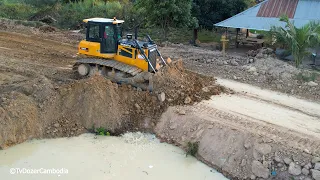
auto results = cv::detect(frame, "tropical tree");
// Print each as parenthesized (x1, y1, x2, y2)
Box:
(270, 16, 320, 67)
(23, 0, 59, 7)
(135, 0, 197, 39)
(192, 0, 247, 29)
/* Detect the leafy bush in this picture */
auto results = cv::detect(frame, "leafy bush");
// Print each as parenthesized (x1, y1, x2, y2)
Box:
(186, 141, 199, 157)
(57, 0, 123, 29)
(95, 127, 111, 136)
(192, 0, 248, 29)
(135, 0, 197, 39)
(0, 2, 36, 20)
(23, 0, 59, 8)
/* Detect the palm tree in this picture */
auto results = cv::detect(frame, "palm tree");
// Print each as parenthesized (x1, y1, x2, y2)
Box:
(270, 16, 320, 67)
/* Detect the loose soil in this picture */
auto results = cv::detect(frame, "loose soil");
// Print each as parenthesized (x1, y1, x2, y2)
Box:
(159, 44, 320, 102)
(0, 30, 222, 149)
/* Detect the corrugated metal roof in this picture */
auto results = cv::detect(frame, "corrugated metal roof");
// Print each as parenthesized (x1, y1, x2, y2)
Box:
(294, 0, 320, 20)
(215, 0, 320, 31)
(257, 0, 299, 18)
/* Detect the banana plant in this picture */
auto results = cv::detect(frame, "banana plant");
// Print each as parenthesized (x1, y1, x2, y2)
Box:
(270, 15, 320, 67)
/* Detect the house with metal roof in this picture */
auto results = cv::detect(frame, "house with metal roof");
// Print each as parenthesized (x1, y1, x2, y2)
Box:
(215, 0, 320, 31)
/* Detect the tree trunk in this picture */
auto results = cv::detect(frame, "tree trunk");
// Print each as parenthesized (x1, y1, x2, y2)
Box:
(193, 28, 198, 45)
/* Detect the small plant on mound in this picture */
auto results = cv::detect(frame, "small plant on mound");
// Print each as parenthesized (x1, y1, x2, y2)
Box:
(186, 141, 199, 157)
(95, 127, 111, 136)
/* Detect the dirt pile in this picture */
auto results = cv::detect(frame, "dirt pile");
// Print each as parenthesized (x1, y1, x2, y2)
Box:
(153, 60, 223, 105)
(39, 25, 57, 32)
(0, 18, 83, 44)
(0, 61, 222, 149)
(160, 44, 320, 101)
(0, 29, 222, 149)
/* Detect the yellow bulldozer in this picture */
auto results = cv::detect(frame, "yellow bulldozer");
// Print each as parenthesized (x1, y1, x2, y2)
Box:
(74, 17, 170, 91)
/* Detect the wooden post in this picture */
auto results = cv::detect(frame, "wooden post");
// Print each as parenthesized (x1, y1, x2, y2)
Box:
(193, 28, 198, 45)
(246, 29, 249, 38)
(134, 26, 138, 39)
(235, 28, 240, 48)
(221, 35, 229, 58)
(225, 28, 228, 38)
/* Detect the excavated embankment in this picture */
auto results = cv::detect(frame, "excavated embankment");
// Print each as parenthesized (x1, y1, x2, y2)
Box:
(0, 61, 223, 149)
(1, 27, 320, 180)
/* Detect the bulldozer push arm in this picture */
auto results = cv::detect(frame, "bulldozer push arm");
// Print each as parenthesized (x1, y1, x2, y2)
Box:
(133, 39, 156, 73)
(146, 35, 167, 66)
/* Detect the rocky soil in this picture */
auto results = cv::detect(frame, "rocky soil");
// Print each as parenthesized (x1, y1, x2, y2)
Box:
(0, 22, 223, 149)
(160, 44, 320, 102)
(156, 103, 320, 180)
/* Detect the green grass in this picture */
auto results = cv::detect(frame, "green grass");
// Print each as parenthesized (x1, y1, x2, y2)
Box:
(0, 1, 37, 20)
(198, 30, 220, 43)
(138, 27, 191, 43)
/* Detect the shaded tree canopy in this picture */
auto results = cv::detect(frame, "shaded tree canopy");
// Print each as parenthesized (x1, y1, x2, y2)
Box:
(135, 0, 197, 38)
(136, 0, 196, 29)
(192, 0, 248, 29)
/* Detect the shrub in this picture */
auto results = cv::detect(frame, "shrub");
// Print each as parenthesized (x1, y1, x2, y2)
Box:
(95, 127, 111, 136)
(57, 0, 123, 29)
(186, 141, 199, 157)
(24, 0, 59, 8)
(0, 2, 37, 20)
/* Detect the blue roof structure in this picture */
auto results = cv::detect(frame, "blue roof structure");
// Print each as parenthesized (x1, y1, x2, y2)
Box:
(215, 0, 320, 31)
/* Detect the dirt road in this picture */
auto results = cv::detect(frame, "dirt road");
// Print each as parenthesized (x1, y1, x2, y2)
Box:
(158, 77, 320, 151)
(213, 78, 320, 138)
(0, 31, 77, 83)
(156, 79, 320, 179)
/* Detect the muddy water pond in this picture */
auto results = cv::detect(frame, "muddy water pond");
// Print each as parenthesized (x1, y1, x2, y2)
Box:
(0, 133, 227, 180)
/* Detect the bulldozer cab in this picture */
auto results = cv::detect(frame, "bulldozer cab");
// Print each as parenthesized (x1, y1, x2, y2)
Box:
(84, 18, 123, 54)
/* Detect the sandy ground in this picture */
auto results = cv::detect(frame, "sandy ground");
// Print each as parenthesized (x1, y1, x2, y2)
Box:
(214, 78, 320, 138)
(156, 80, 320, 179)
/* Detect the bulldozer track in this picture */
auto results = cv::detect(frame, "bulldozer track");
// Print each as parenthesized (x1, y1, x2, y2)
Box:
(73, 58, 153, 91)
(74, 58, 143, 76)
